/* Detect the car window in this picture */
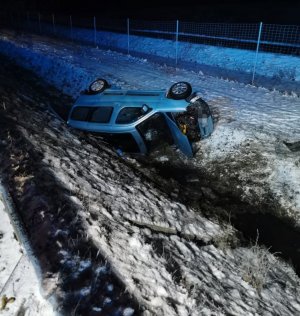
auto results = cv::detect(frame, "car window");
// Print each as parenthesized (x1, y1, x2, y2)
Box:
(70, 107, 90, 121)
(137, 113, 174, 152)
(90, 107, 113, 123)
(116, 106, 151, 124)
(70, 106, 113, 123)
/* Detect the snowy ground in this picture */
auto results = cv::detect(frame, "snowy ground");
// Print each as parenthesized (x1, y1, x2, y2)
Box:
(0, 30, 299, 223)
(0, 30, 300, 315)
(0, 192, 54, 315)
(23, 22, 300, 94)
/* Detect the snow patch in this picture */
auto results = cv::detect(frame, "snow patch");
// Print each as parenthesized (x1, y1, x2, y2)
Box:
(0, 197, 55, 315)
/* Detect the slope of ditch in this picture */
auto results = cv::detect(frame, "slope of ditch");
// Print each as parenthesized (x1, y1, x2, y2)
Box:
(0, 30, 299, 224)
(1, 53, 300, 315)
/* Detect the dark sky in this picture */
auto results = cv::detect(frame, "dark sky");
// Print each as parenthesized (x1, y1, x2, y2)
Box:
(1, 0, 300, 24)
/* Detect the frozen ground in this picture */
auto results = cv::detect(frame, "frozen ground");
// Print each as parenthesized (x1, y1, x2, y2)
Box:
(0, 192, 54, 315)
(0, 53, 300, 316)
(0, 30, 299, 223)
(23, 22, 300, 94)
(0, 31, 300, 315)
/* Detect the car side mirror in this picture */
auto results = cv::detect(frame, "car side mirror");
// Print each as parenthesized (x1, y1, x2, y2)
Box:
(142, 104, 149, 113)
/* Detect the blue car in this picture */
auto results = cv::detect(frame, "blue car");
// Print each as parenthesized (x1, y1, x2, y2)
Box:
(67, 79, 214, 157)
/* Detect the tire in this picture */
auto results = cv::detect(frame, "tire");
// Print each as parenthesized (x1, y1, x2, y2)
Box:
(168, 81, 192, 100)
(88, 78, 109, 94)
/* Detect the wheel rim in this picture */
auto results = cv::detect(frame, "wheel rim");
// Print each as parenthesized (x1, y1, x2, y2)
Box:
(171, 82, 188, 95)
(90, 80, 105, 92)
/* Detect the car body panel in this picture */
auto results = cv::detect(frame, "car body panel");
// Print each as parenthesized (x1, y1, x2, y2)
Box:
(131, 130, 148, 154)
(164, 114, 194, 157)
(67, 86, 214, 157)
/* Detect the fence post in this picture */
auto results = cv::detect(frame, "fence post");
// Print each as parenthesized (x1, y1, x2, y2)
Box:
(70, 15, 73, 42)
(93, 16, 97, 46)
(127, 18, 130, 55)
(52, 13, 56, 34)
(175, 20, 179, 67)
(38, 13, 41, 33)
(252, 22, 263, 85)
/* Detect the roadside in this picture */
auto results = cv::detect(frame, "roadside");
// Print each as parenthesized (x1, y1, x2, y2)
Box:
(0, 191, 54, 315)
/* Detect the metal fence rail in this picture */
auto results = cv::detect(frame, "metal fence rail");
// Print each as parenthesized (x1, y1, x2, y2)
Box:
(1, 12, 300, 86)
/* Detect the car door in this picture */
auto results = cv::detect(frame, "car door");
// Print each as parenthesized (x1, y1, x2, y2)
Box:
(163, 114, 194, 157)
(136, 113, 193, 157)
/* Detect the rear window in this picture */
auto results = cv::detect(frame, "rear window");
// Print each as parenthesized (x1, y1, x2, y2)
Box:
(70, 106, 113, 123)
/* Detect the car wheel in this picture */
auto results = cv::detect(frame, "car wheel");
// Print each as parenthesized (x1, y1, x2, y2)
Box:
(88, 78, 109, 94)
(168, 81, 192, 100)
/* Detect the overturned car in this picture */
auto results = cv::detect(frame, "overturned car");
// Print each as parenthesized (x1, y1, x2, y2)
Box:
(67, 79, 214, 157)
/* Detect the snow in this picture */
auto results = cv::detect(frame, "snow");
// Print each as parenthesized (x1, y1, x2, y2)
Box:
(0, 29, 300, 315)
(24, 22, 300, 93)
(0, 30, 299, 221)
(123, 307, 135, 316)
(0, 197, 54, 315)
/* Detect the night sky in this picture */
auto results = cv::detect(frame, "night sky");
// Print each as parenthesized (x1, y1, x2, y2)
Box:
(1, 0, 299, 24)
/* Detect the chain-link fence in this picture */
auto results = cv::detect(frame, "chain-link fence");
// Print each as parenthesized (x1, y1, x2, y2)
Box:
(260, 24, 300, 55)
(179, 22, 261, 50)
(1, 12, 300, 87)
(130, 20, 177, 40)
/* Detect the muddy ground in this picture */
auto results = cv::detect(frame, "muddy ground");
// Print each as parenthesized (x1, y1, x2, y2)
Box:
(1, 54, 300, 315)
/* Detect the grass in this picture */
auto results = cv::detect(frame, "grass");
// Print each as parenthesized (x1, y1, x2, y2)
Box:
(240, 230, 275, 293)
